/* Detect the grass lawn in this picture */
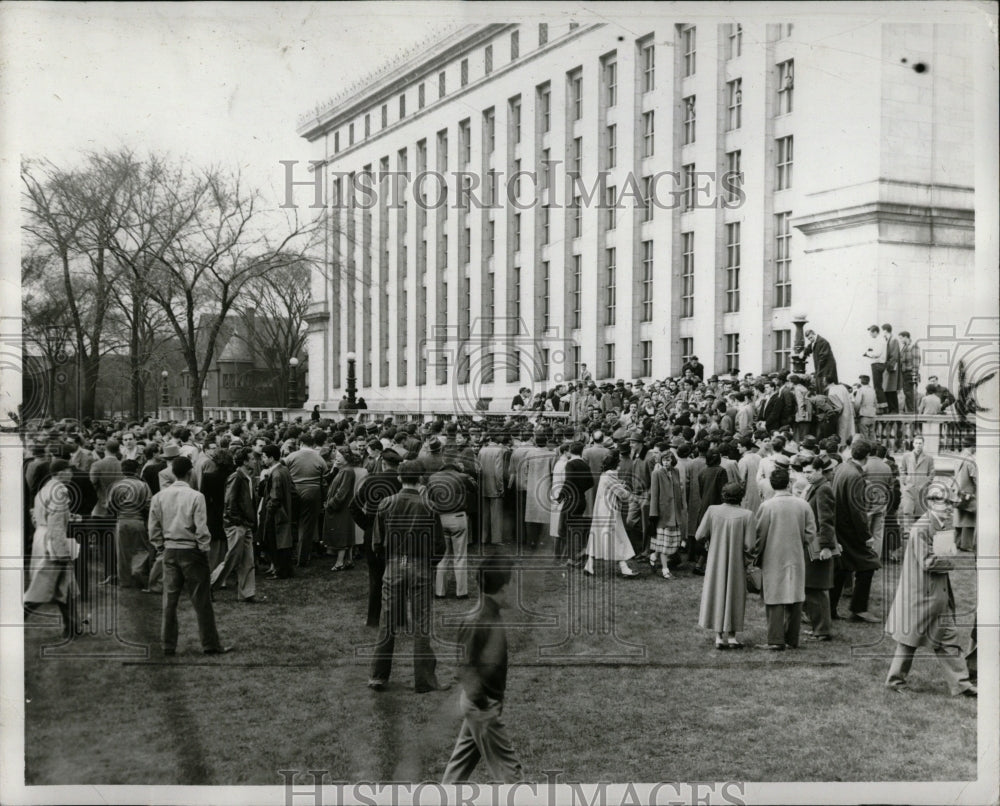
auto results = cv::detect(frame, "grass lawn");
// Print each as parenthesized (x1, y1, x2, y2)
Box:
(23, 534, 978, 785)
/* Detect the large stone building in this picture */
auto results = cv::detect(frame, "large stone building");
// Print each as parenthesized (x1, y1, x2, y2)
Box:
(297, 19, 974, 411)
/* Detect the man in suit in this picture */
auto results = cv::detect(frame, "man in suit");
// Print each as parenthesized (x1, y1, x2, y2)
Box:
(899, 435, 935, 537)
(882, 323, 901, 413)
(800, 329, 839, 392)
(477, 432, 509, 546)
(353, 450, 403, 627)
(582, 431, 611, 516)
(285, 431, 329, 567)
(682, 355, 705, 381)
(557, 441, 594, 562)
(368, 460, 447, 693)
(90, 437, 123, 585)
(211, 447, 260, 602)
(830, 440, 882, 622)
(260, 445, 295, 579)
(862, 324, 888, 411)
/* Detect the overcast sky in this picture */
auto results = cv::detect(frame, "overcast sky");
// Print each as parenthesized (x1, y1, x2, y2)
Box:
(0, 2, 466, 205)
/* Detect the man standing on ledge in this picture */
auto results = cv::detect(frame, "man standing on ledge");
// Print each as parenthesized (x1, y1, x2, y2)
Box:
(368, 460, 447, 693)
(148, 455, 232, 656)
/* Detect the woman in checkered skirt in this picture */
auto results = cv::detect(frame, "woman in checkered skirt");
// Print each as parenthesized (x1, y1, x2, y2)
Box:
(648, 449, 687, 578)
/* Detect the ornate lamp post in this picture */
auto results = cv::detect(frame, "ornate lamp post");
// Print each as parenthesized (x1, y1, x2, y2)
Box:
(160, 370, 169, 420)
(288, 356, 300, 408)
(791, 313, 809, 374)
(345, 351, 358, 409)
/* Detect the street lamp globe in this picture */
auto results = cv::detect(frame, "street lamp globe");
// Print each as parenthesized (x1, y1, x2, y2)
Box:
(346, 352, 357, 362)
(161, 369, 169, 379)
(289, 356, 300, 368)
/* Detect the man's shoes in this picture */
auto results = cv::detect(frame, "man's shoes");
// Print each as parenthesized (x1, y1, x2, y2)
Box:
(764, 644, 786, 651)
(959, 686, 978, 698)
(850, 611, 881, 624)
(367, 679, 387, 691)
(240, 595, 265, 603)
(98, 576, 117, 586)
(416, 680, 453, 694)
(886, 683, 910, 694)
(808, 634, 832, 642)
(204, 646, 234, 655)
(454, 595, 469, 600)
(434, 594, 447, 599)
(692, 566, 706, 576)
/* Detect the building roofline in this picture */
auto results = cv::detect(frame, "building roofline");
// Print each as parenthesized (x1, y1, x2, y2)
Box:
(297, 23, 514, 141)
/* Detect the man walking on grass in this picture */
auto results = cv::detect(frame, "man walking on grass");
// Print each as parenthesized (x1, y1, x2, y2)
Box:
(148, 455, 232, 657)
(442, 555, 523, 784)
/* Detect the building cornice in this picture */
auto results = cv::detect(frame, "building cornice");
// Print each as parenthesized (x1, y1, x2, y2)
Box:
(792, 201, 974, 238)
(297, 24, 514, 141)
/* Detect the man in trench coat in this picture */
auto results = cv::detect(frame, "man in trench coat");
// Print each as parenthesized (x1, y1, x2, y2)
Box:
(884, 490, 976, 697)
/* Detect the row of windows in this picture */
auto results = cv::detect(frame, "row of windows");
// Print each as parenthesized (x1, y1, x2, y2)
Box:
(331, 28, 792, 154)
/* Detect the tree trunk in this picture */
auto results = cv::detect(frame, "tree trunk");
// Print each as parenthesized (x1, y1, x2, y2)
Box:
(130, 294, 142, 420)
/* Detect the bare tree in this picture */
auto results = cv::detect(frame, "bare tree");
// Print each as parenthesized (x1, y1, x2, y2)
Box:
(129, 164, 322, 420)
(233, 258, 311, 406)
(21, 156, 133, 418)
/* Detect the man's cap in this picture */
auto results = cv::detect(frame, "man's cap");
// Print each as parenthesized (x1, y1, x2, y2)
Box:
(162, 444, 180, 458)
(381, 450, 403, 466)
(427, 437, 442, 453)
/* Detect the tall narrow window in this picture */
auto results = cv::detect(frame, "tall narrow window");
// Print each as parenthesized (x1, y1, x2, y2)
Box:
(606, 124, 617, 169)
(774, 330, 791, 370)
(538, 85, 551, 133)
(641, 240, 654, 322)
(683, 96, 696, 144)
(349, 123, 355, 145)
(572, 194, 582, 237)
(605, 185, 617, 230)
(334, 131, 340, 153)
(775, 212, 792, 308)
(418, 83, 425, 109)
(538, 23, 548, 45)
(438, 70, 446, 98)
(513, 212, 522, 252)
(778, 23, 794, 39)
(364, 114, 371, 137)
(641, 340, 653, 377)
(485, 44, 493, 75)
(510, 30, 520, 59)
(381, 104, 388, 128)
(728, 23, 743, 59)
(641, 40, 655, 92)
(513, 266, 521, 323)
(542, 260, 550, 329)
(510, 97, 521, 144)
(642, 175, 654, 222)
(681, 232, 694, 318)
(461, 58, 469, 87)
(776, 136, 793, 190)
(570, 70, 583, 120)
(513, 158, 522, 198)
(460, 119, 471, 165)
(642, 111, 655, 157)
(604, 58, 618, 106)
(572, 137, 583, 174)
(777, 60, 794, 114)
(682, 163, 696, 212)
(726, 79, 742, 130)
(487, 219, 496, 257)
(725, 333, 740, 374)
(605, 247, 617, 325)
(682, 26, 696, 76)
(605, 343, 615, 379)
(399, 94, 406, 119)
(572, 254, 582, 328)
(541, 204, 551, 243)
(484, 108, 495, 153)
(680, 338, 693, 365)
(725, 222, 741, 313)
(726, 150, 742, 205)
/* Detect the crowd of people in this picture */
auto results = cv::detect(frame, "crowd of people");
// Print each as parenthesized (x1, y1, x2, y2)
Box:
(22, 336, 979, 707)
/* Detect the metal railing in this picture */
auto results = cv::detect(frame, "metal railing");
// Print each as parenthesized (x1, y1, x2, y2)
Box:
(872, 413, 974, 454)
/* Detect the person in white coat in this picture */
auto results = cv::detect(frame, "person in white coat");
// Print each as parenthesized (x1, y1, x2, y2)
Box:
(583, 451, 640, 578)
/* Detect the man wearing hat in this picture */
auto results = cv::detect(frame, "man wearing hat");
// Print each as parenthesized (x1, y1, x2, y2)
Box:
(682, 355, 705, 381)
(885, 489, 976, 697)
(421, 437, 445, 476)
